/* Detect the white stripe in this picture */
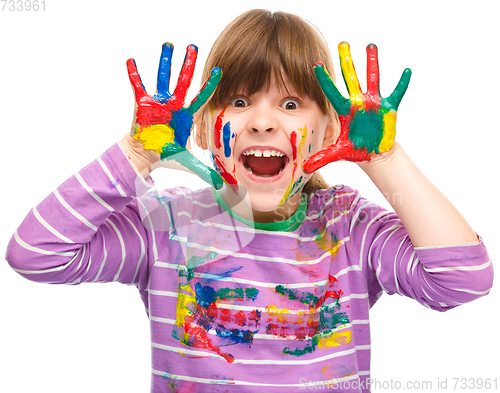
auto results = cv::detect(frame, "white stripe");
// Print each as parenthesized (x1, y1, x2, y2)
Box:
(448, 287, 492, 296)
(168, 236, 346, 266)
(147, 289, 178, 297)
(152, 340, 366, 366)
(92, 233, 108, 282)
(149, 315, 176, 324)
(138, 198, 159, 261)
(75, 173, 114, 212)
(105, 218, 126, 282)
(153, 366, 362, 387)
(122, 214, 146, 283)
(54, 189, 98, 231)
(97, 157, 128, 197)
(32, 206, 75, 243)
(13, 231, 75, 257)
(176, 210, 333, 243)
(424, 259, 492, 273)
(152, 262, 362, 290)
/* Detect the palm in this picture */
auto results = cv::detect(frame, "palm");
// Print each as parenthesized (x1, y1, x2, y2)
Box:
(127, 43, 223, 189)
(303, 42, 411, 174)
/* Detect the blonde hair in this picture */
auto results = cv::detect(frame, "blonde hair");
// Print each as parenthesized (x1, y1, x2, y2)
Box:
(201, 9, 335, 192)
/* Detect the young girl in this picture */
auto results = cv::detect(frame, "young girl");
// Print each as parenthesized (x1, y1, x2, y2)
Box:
(6, 9, 493, 393)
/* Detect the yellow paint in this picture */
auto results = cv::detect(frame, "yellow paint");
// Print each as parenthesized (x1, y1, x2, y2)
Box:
(175, 284, 197, 343)
(318, 330, 351, 349)
(133, 124, 175, 153)
(380, 110, 397, 153)
(338, 42, 364, 109)
(279, 126, 309, 206)
(266, 304, 313, 316)
(330, 239, 344, 255)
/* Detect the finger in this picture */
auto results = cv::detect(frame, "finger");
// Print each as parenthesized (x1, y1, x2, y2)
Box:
(126, 58, 148, 102)
(366, 44, 380, 97)
(386, 68, 412, 109)
(169, 44, 198, 111)
(314, 63, 350, 117)
(155, 42, 174, 103)
(161, 144, 224, 189)
(338, 42, 363, 104)
(188, 67, 222, 116)
(303, 144, 347, 174)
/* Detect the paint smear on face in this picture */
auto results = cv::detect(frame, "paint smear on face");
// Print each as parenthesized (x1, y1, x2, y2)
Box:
(279, 126, 309, 205)
(214, 108, 226, 150)
(222, 122, 234, 158)
(213, 154, 238, 193)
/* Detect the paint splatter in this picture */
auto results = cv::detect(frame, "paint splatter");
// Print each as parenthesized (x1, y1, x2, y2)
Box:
(303, 42, 411, 173)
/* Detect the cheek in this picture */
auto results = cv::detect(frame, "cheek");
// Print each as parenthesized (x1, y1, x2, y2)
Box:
(213, 108, 237, 158)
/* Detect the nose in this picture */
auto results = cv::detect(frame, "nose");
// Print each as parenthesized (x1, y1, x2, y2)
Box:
(247, 104, 279, 134)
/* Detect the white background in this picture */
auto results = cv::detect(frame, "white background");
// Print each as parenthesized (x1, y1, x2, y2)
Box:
(1, 0, 499, 392)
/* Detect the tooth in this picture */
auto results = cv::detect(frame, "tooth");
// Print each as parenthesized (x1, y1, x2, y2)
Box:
(271, 150, 276, 156)
(279, 168, 283, 174)
(263, 150, 271, 157)
(254, 150, 262, 157)
(247, 166, 253, 174)
(250, 149, 254, 155)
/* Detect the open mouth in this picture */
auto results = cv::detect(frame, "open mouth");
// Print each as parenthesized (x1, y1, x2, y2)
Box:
(240, 148, 289, 178)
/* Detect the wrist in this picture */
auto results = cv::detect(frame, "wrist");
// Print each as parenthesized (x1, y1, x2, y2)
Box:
(357, 141, 402, 176)
(120, 134, 159, 174)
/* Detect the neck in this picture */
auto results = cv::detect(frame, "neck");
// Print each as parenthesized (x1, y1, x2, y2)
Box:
(221, 188, 303, 223)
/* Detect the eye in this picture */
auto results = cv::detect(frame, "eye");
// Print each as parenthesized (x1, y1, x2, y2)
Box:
(229, 97, 249, 108)
(281, 99, 300, 110)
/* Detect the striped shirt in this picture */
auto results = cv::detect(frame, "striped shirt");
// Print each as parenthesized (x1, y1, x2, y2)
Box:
(6, 142, 493, 392)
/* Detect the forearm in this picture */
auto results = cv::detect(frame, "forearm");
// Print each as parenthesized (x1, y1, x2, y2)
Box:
(358, 143, 478, 248)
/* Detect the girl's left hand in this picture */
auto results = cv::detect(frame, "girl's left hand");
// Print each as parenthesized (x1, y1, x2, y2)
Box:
(303, 42, 411, 174)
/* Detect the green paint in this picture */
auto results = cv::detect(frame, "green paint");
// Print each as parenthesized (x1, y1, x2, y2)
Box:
(244, 287, 259, 301)
(276, 285, 319, 308)
(314, 64, 350, 117)
(283, 336, 319, 357)
(161, 143, 223, 189)
(348, 110, 384, 154)
(386, 68, 412, 109)
(189, 67, 222, 114)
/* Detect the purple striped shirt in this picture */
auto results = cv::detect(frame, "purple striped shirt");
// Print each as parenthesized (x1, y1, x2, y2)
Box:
(6, 142, 493, 392)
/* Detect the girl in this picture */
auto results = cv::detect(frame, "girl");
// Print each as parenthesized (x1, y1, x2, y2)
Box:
(6, 9, 493, 393)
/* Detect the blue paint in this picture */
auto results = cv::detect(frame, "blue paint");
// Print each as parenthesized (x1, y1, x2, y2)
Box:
(215, 327, 255, 345)
(222, 122, 233, 158)
(195, 282, 216, 308)
(170, 108, 194, 147)
(154, 42, 174, 103)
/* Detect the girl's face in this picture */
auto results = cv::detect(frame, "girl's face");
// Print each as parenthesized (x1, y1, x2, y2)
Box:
(203, 75, 334, 219)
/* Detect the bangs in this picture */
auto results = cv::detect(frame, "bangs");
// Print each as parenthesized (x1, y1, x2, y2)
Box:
(202, 9, 335, 114)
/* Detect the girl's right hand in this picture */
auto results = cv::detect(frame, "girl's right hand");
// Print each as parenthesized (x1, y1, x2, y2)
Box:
(124, 42, 224, 189)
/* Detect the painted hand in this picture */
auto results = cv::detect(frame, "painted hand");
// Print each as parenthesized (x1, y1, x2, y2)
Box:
(303, 42, 411, 174)
(127, 42, 224, 189)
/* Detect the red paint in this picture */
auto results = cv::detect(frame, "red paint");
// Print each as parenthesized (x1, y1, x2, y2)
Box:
(213, 155, 238, 193)
(186, 322, 235, 363)
(290, 131, 297, 161)
(365, 44, 381, 112)
(214, 108, 226, 150)
(126, 45, 198, 128)
(303, 108, 371, 174)
(168, 45, 198, 112)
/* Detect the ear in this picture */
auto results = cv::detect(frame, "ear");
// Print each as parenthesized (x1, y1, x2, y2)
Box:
(321, 112, 340, 149)
(195, 113, 209, 150)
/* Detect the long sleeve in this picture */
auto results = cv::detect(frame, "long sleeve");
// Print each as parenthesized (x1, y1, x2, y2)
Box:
(346, 192, 493, 311)
(5, 142, 152, 287)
